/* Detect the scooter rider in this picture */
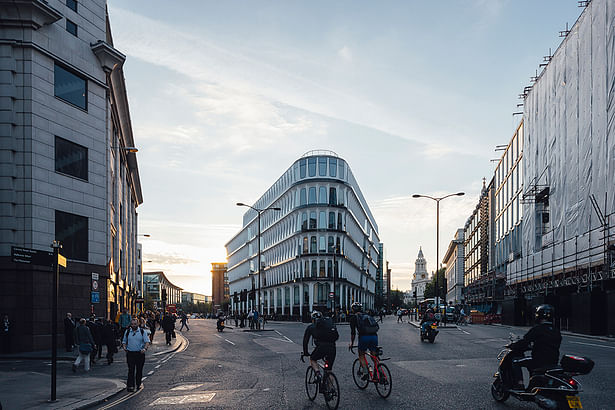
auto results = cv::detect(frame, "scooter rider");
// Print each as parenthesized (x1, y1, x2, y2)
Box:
(509, 304, 562, 390)
(420, 307, 435, 334)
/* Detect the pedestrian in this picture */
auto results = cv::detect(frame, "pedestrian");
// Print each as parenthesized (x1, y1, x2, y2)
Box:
(147, 312, 156, 342)
(161, 313, 174, 345)
(63, 312, 75, 352)
(1, 314, 10, 354)
(86, 317, 100, 364)
(234, 313, 238, 328)
(240, 313, 246, 328)
(379, 309, 384, 323)
(397, 308, 402, 323)
(179, 312, 189, 331)
(72, 318, 95, 372)
(248, 310, 254, 330)
(121, 318, 151, 392)
(101, 319, 118, 364)
(94, 318, 104, 360)
(119, 309, 131, 337)
(253, 310, 259, 330)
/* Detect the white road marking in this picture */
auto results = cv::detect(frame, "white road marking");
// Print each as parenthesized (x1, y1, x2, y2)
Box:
(263, 388, 270, 391)
(570, 341, 615, 350)
(149, 393, 216, 405)
(171, 384, 203, 391)
(142, 377, 147, 380)
(155, 364, 161, 369)
(147, 370, 154, 375)
(456, 326, 471, 335)
(224, 339, 235, 345)
(215, 334, 223, 339)
(274, 330, 282, 336)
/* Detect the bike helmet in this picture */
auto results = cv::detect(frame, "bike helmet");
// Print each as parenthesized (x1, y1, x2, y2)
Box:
(311, 310, 322, 320)
(535, 304, 554, 323)
(351, 302, 363, 313)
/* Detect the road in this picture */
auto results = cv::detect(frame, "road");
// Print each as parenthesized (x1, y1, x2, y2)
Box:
(98, 317, 615, 409)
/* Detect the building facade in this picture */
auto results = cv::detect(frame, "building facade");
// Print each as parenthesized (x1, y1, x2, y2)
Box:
(410, 248, 430, 302)
(0, 0, 142, 351)
(182, 292, 207, 305)
(144, 271, 182, 309)
(444, 229, 465, 305)
(504, 0, 615, 334)
(463, 179, 493, 309)
(211, 262, 229, 309)
(225, 151, 380, 319)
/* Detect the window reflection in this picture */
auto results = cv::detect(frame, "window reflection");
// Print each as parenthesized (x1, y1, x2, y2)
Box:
(319, 211, 326, 229)
(308, 187, 316, 204)
(300, 159, 306, 178)
(318, 157, 327, 176)
(308, 158, 316, 177)
(54, 64, 87, 110)
(319, 186, 327, 203)
(300, 188, 306, 205)
(309, 212, 317, 229)
(329, 158, 337, 177)
(329, 187, 337, 205)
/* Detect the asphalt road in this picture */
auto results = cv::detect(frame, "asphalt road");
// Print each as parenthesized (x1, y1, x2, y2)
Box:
(101, 317, 615, 409)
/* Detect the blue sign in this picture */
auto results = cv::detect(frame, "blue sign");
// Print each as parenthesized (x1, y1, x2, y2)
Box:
(91, 291, 100, 304)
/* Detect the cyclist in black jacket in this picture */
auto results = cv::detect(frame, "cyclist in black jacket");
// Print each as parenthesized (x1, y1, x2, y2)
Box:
(303, 311, 337, 382)
(510, 304, 562, 389)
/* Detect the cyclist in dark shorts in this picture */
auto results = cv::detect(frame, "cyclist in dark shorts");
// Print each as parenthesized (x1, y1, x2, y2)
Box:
(303, 310, 338, 382)
(348, 302, 379, 380)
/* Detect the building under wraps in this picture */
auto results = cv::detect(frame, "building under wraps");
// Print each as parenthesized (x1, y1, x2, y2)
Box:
(504, 0, 615, 335)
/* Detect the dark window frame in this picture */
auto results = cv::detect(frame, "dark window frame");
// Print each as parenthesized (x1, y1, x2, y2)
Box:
(54, 63, 88, 110)
(66, 0, 78, 12)
(66, 19, 78, 36)
(54, 136, 88, 181)
(55, 210, 88, 262)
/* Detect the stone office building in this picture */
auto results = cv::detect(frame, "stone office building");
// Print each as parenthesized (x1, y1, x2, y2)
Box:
(0, 1, 142, 351)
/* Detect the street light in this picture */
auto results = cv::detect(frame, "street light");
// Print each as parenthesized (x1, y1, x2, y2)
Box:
(412, 192, 464, 313)
(111, 146, 139, 153)
(237, 202, 282, 318)
(138, 234, 151, 237)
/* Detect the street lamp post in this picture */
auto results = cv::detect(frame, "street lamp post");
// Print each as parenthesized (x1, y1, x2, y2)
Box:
(237, 203, 281, 319)
(412, 192, 464, 312)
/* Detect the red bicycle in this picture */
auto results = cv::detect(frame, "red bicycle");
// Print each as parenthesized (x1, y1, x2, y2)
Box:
(349, 345, 392, 398)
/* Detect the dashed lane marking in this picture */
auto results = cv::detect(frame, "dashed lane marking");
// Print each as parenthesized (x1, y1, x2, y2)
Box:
(171, 384, 204, 391)
(147, 370, 154, 375)
(456, 326, 471, 335)
(570, 341, 615, 350)
(155, 364, 161, 369)
(149, 393, 216, 406)
(224, 339, 235, 345)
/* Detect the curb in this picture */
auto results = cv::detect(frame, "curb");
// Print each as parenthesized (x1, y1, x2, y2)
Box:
(74, 379, 126, 410)
(151, 332, 187, 356)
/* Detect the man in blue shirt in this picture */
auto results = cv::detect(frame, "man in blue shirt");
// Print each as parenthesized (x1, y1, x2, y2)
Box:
(122, 318, 151, 392)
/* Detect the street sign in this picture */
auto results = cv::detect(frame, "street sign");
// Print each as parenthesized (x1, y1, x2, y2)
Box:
(11, 246, 53, 267)
(92, 272, 99, 280)
(91, 291, 100, 303)
(329, 291, 335, 299)
(91, 280, 99, 291)
(57, 253, 67, 268)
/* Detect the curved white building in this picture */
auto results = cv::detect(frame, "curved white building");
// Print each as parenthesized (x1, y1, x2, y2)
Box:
(225, 151, 381, 319)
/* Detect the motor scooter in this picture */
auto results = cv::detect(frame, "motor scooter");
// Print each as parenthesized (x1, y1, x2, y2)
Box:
(491, 333, 594, 409)
(419, 321, 438, 343)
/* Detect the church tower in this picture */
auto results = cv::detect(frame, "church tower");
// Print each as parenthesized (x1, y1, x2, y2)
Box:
(411, 248, 430, 301)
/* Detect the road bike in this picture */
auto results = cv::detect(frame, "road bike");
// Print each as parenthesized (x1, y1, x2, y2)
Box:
(301, 353, 340, 409)
(349, 345, 392, 398)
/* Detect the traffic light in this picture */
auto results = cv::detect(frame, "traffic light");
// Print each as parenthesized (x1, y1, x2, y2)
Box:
(161, 288, 167, 301)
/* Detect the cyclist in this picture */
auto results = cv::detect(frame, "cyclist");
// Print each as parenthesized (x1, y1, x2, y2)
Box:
(302, 310, 339, 384)
(348, 302, 379, 380)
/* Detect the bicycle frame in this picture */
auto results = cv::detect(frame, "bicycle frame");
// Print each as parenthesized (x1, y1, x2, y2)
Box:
(351, 346, 389, 382)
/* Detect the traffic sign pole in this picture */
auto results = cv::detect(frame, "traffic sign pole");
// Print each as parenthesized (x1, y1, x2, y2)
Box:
(50, 241, 61, 402)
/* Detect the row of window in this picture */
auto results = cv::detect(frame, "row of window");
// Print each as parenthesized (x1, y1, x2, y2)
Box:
(298, 186, 338, 206)
(301, 235, 342, 254)
(297, 157, 345, 180)
(299, 210, 343, 231)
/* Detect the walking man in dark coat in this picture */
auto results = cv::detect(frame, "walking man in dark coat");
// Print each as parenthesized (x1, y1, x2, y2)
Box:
(101, 319, 117, 364)
(64, 312, 75, 352)
(161, 313, 175, 345)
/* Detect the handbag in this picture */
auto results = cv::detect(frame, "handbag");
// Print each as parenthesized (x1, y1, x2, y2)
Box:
(171, 330, 176, 338)
(79, 343, 92, 353)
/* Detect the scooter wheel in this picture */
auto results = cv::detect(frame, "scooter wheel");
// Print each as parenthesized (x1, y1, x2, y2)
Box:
(491, 378, 509, 402)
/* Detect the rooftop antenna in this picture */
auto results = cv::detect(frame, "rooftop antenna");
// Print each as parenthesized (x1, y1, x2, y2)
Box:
(559, 22, 570, 38)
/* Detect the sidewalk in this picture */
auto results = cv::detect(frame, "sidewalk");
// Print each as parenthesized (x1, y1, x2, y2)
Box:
(0, 330, 186, 410)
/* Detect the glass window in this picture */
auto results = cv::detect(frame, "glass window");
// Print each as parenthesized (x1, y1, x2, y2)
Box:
(337, 213, 343, 230)
(303, 237, 308, 253)
(54, 63, 87, 110)
(285, 287, 290, 305)
(66, 19, 78, 36)
(319, 260, 326, 277)
(311, 260, 317, 277)
(338, 161, 345, 180)
(300, 159, 306, 178)
(328, 261, 333, 278)
(329, 187, 337, 205)
(319, 236, 326, 252)
(308, 157, 316, 177)
(310, 236, 317, 253)
(301, 212, 307, 229)
(319, 211, 326, 229)
(300, 188, 306, 205)
(329, 158, 337, 177)
(336, 237, 340, 253)
(319, 186, 327, 203)
(309, 212, 317, 229)
(328, 236, 334, 253)
(55, 210, 88, 261)
(55, 136, 87, 180)
(308, 187, 316, 204)
(329, 212, 335, 229)
(294, 286, 299, 305)
(318, 157, 327, 176)
(66, 0, 78, 12)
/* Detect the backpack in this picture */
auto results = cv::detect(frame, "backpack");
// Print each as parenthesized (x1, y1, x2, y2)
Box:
(124, 327, 144, 342)
(313, 317, 339, 343)
(357, 313, 379, 335)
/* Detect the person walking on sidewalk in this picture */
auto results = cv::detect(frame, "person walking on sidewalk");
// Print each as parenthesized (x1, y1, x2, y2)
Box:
(397, 308, 403, 323)
(101, 319, 117, 365)
(73, 318, 95, 372)
(122, 318, 151, 392)
(119, 309, 131, 338)
(64, 313, 75, 352)
(162, 313, 175, 345)
(179, 312, 189, 331)
(147, 312, 156, 342)
(1, 314, 11, 354)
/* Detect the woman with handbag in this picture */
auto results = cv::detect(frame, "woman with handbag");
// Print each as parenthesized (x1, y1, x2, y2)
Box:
(72, 318, 95, 372)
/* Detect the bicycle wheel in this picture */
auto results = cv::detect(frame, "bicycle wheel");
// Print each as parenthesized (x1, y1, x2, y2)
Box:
(305, 366, 318, 401)
(323, 372, 340, 410)
(352, 358, 369, 390)
(374, 363, 392, 398)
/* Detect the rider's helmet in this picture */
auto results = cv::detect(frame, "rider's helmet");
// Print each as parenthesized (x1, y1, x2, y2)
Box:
(351, 302, 363, 313)
(311, 310, 322, 321)
(535, 304, 554, 323)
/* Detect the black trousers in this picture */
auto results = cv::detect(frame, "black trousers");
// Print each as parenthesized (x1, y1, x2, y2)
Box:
(126, 351, 145, 388)
(64, 332, 73, 351)
(165, 331, 172, 344)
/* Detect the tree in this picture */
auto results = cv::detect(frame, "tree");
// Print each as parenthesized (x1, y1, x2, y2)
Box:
(424, 268, 447, 300)
(390, 289, 407, 309)
(144, 293, 155, 312)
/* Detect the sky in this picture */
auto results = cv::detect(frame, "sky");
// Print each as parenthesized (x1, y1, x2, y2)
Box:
(106, 0, 584, 296)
